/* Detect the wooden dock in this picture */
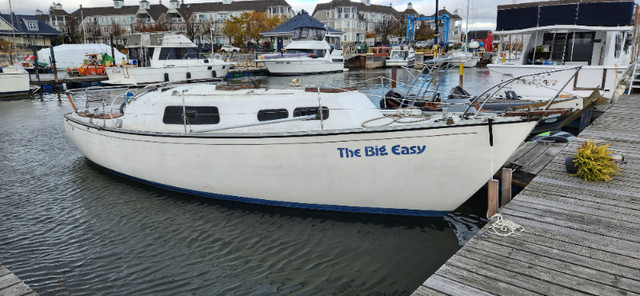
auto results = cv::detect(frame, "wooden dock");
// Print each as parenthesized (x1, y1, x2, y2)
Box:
(413, 94, 640, 295)
(31, 75, 107, 86)
(0, 265, 37, 296)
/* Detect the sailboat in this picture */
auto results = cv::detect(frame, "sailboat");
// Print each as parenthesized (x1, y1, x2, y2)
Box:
(0, 0, 30, 98)
(448, 0, 479, 68)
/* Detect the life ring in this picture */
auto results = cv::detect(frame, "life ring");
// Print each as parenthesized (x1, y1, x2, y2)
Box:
(214, 53, 222, 60)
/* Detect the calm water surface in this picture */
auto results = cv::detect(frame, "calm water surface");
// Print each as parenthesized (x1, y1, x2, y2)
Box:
(0, 68, 491, 295)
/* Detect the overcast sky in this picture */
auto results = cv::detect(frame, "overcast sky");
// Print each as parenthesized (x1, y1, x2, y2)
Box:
(4, 0, 639, 30)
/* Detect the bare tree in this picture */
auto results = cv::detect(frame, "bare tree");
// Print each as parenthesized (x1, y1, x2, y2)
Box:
(374, 17, 399, 44)
(64, 17, 82, 43)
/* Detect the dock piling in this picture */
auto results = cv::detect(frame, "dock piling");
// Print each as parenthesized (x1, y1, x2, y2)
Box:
(487, 179, 499, 218)
(501, 168, 513, 207)
(459, 63, 463, 87)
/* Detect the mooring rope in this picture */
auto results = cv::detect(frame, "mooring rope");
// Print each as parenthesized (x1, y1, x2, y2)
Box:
(487, 213, 525, 236)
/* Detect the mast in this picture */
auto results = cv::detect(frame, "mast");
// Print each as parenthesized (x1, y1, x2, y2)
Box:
(465, 0, 470, 47)
(9, 0, 17, 65)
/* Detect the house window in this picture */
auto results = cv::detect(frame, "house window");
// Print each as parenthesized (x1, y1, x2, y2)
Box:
(337, 7, 354, 19)
(293, 106, 329, 120)
(163, 106, 220, 125)
(27, 21, 39, 31)
(326, 11, 331, 19)
(257, 109, 288, 121)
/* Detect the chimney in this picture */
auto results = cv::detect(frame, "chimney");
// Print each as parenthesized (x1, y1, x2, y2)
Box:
(362, 0, 371, 6)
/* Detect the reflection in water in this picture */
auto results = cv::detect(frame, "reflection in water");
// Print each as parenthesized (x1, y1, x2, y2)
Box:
(0, 69, 490, 295)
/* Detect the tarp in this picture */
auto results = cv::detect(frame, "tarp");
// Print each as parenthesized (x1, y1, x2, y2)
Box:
(38, 44, 127, 69)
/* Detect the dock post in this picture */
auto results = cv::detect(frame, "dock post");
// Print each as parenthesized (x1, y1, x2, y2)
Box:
(488, 179, 499, 218)
(501, 168, 513, 207)
(49, 43, 61, 101)
(32, 45, 42, 100)
(459, 63, 464, 87)
(391, 66, 397, 88)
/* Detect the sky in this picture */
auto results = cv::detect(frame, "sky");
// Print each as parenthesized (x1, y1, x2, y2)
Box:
(3, 0, 639, 31)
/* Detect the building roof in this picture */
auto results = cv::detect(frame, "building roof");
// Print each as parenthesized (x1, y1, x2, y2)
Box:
(0, 13, 61, 36)
(69, 4, 168, 21)
(402, 8, 420, 17)
(261, 11, 342, 36)
(50, 9, 69, 16)
(430, 8, 461, 20)
(176, 0, 291, 13)
(313, 0, 399, 18)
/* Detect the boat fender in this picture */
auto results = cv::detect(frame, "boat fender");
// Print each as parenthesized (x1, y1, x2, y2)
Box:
(380, 90, 404, 109)
(186, 72, 191, 79)
(212, 70, 217, 78)
(164, 73, 169, 82)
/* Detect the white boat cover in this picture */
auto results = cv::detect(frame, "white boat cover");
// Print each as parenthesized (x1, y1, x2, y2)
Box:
(38, 44, 127, 69)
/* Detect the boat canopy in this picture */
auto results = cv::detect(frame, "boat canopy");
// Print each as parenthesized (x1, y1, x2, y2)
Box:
(496, 0, 634, 31)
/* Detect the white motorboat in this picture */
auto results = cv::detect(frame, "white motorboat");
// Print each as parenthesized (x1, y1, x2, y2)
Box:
(386, 45, 415, 67)
(0, 65, 30, 98)
(64, 64, 544, 216)
(259, 27, 344, 75)
(447, 51, 479, 68)
(488, 0, 638, 100)
(104, 33, 233, 85)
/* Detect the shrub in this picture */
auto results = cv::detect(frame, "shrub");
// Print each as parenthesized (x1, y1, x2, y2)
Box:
(570, 140, 621, 182)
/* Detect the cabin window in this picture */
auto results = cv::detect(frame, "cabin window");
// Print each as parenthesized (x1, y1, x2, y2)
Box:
(159, 47, 200, 60)
(293, 106, 329, 120)
(163, 106, 220, 125)
(257, 109, 289, 121)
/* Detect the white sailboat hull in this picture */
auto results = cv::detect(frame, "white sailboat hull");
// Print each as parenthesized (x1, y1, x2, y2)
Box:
(64, 115, 535, 216)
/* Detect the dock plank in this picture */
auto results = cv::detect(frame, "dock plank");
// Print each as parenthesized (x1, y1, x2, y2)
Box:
(413, 94, 640, 295)
(0, 265, 37, 296)
(482, 232, 640, 280)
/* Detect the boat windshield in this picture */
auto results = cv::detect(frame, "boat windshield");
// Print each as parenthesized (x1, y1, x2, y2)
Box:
(390, 50, 408, 59)
(158, 47, 203, 60)
(292, 27, 326, 41)
(284, 49, 325, 58)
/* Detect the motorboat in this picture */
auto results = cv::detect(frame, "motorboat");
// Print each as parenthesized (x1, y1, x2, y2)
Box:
(63, 67, 540, 217)
(386, 45, 415, 67)
(104, 33, 233, 85)
(259, 27, 344, 75)
(488, 0, 638, 100)
(0, 65, 30, 98)
(447, 51, 479, 68)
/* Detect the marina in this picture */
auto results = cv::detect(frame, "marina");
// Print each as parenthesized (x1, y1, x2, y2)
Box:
(3, 0, 640, 294)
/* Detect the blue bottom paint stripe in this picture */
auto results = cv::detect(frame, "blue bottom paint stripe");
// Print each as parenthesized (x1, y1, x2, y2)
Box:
(98, 164, 449, 217)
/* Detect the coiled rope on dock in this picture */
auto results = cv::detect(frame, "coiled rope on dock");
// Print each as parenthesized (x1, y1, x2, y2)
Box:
(487, 214, 525, 236)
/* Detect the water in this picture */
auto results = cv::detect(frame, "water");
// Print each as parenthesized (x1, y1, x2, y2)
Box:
(0, 69, 491, 295)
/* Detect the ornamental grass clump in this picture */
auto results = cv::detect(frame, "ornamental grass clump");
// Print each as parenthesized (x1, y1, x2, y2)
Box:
(570, 140, 621, 182)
